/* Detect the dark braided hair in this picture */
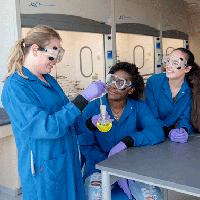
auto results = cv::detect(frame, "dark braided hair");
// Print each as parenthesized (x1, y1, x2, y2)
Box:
(108, 62, 144, 100)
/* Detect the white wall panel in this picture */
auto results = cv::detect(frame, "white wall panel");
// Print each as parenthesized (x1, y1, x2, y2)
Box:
(115, 0, 160, 30)
(20, 0, 111, 24)
(0, 0, 21, 107)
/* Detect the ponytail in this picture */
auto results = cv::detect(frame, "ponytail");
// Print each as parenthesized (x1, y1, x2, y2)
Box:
(172, 48, 200, 132)
(3, 25, 62, 81)
(186, 62, 200, 132)
(3, 38, 28, 81)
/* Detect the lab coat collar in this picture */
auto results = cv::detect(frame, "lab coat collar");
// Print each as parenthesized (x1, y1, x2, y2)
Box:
(22, 66, 51, 87)
(162, 74, 189, 103)
(102, 94, 136, 125)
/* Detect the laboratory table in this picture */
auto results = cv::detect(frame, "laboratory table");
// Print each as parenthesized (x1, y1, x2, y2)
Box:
(0, 107, 10, 126)
(96, 134, 200, 200)
(0, 108, 21, 196)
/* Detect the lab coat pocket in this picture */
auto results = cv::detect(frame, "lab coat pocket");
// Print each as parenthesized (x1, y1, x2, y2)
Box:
(39, 151, 68, 200)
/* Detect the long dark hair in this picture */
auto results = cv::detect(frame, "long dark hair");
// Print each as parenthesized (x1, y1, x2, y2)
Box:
(173, 48, 200, 132)
(108, 62, 144, 100)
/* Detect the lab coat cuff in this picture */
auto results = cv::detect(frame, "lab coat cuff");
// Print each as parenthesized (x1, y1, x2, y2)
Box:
(86, 117, 98, 131)
(121, 136, 134, 147)
(72, 95, 88, 112)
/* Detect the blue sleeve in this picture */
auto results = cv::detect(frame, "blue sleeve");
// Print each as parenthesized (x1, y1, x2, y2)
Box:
(77, 102, 107, 165)
(145, 77, 164, 127)
(131, 101, 165, 147)
(176, 99, 194, 134)
(3, 80, 81, 139)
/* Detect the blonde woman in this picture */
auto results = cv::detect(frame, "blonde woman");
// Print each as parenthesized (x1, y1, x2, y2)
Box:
(1, 25, 106, 200)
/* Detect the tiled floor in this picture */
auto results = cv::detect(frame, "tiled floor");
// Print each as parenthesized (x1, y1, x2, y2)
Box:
(0, 190, 200, 200)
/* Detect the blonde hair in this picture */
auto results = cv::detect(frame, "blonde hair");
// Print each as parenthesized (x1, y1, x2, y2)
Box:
(4, 25, 61, 81)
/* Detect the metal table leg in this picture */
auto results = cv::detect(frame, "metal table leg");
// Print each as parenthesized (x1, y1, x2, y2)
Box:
(163, 188, 168, 200)
(102, 171, 111, 200)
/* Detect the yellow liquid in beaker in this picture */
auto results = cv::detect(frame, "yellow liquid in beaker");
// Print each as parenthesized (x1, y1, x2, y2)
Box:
(97, 122, 112, 132)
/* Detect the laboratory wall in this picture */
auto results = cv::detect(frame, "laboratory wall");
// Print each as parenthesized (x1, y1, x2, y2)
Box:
(189, 36, 200, 65)
(0, 0, 21, 107)
(188, 10, 200, 65)
(20, 0, 111, 25)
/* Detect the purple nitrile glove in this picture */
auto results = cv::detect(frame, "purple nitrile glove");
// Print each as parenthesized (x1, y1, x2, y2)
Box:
(92, 112, 114, 127)
(118, 178, 133, 199)
(108, 141, 127, 158)
(81, 80, 107, 102)
(168, 128, 188, 143)
(91, 114, 101, 127)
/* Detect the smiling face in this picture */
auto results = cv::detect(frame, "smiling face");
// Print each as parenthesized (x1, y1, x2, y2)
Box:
(31, 37, 61, 76)
(107, 70, 134, 101)
(166, 50, 191, 81)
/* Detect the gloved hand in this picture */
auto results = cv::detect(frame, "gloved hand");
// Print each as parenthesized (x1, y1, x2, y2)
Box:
(168, 128, 188, 143)
(108, 141, 127, 158)
(118, 178, 134, 199)
(91, 112, 114, 127)
(81, 80, 107, 102)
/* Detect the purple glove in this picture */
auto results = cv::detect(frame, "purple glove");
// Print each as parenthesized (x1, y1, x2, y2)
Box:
(108, 141, 127, 158)
(118, 178, 134, 199)
(92, 112, 114, 127)
(91, 114, 102, 127)
(169, 128, 188, 143)
(81, 80, 107, 102)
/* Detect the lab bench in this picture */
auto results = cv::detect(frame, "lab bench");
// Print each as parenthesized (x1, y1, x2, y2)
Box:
(0, 108, 21, 197)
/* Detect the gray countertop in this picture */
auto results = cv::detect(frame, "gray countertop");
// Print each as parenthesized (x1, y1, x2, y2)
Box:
(96, 135, 200, 197)
(0, 108, 10, 126)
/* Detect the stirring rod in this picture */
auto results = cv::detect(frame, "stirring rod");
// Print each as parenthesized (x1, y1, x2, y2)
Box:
(100, 96, 102, 106)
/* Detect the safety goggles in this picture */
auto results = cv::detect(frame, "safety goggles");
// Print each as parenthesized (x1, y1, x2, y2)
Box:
(106, 74, 132, 90)
(38, 47, 65, 62)
(162, 55, 187, 69)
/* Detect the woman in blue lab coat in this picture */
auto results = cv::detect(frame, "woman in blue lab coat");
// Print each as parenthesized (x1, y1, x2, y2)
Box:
(77, 62, 165, 200)
(1, 25, 106, 200)
(145, 48, 200, 143)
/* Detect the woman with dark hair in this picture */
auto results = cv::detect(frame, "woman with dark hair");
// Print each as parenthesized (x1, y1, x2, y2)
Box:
(145, 48, 200, 143)
(77, 62, 165, 200)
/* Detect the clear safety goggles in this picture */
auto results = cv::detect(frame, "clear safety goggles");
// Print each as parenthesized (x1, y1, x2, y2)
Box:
(106, 74, 132, 90)
(162, 54, 187, 69)
(38, 47, 65, 62)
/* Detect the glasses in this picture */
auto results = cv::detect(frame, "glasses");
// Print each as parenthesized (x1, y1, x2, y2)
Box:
(162, 55, 187, 69)
(106, 74, 133, 90)
(38, 47, 65, 62)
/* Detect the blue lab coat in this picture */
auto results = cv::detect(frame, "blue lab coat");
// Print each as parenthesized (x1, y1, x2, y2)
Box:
(1, 67, 85, 200)
(77, 94, 165, 180)
(145, 73, 193, 134)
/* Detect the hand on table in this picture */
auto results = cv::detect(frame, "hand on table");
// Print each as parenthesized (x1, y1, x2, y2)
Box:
(168, 128, 188, 143)
(108, 141, 127, 158)
(81, 80, 107, 102)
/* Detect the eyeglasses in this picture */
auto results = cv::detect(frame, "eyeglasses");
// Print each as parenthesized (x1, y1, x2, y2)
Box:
(162, 55, 187, 69)
(38, 47, 65, 62)
(106, 74, 133, 90)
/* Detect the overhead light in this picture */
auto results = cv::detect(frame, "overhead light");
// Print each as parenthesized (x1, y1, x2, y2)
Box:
(189, 3, 197, 6)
